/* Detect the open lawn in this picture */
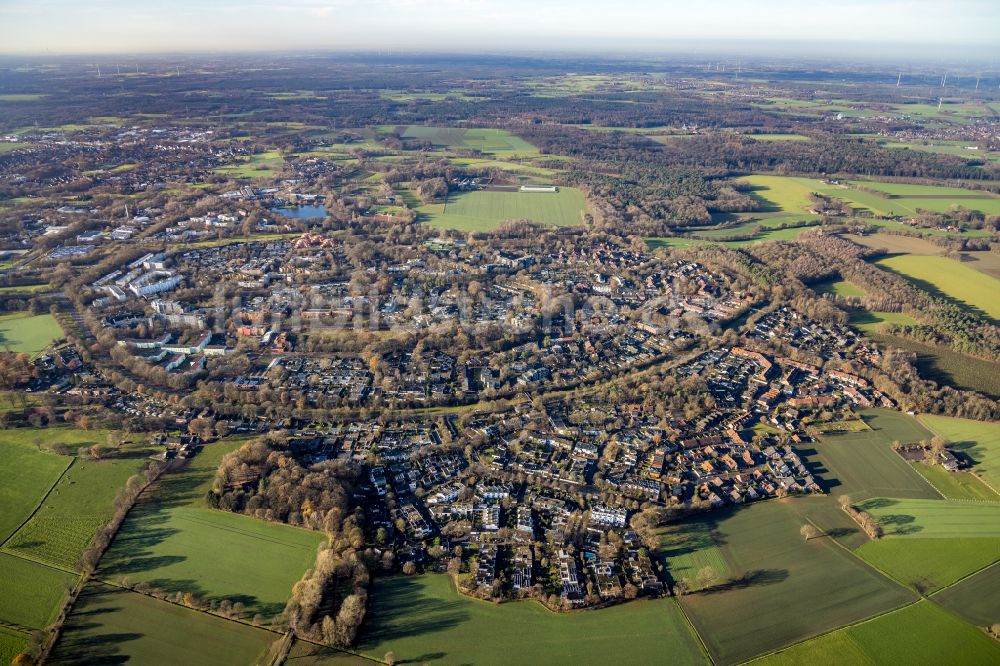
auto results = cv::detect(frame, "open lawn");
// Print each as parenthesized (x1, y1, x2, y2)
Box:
(399, 126, 537, 156)
(847, 310, 918, 334)
(874, 255, 1000, 321)
(932, 562, 1000, 627)
(855, 537, 1000, 593)
(50, 583, 274, 666)
(4, 440, 151, 569)
(0, 435, 71, 543)
(751, 600, 1000, 666)
(858, 498, 1000, 538)
(918, 415, 1000, 493)
(674, 498, 913, 664)
(0, 312, 63, 355)
(0, 553, 76, 630)
(804, 411, 938, 501)
(420, 188, 586, 231)
(357, 574, 707, 665)
(99, 439, 322, 618)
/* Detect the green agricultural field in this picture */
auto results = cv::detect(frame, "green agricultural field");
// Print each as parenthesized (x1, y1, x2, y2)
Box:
(752, 600, 1000, 666)
(0, 435, 71, 543)
(420, 188, 586, 231)
(875, 255, 1000, 321)
(859, 498, 1000, 538)
(855, 538, 1000, 593)
(864, 330, 1000, 398)
(932, 562, 1000, 627)
(4, 442, 151, 569)
(0, 553, 76, 630)
(848, 180, 1000, 216)
(0, 627, 27, 665)
(399, 126, 537, 156)
(215, 150, 285, 178)
(749, 133, 811, 141)
(357, 574, 707, 665)
(805, 411, 938, 501)
(99, 439, 323, 618)
(918, 415, 1000, 492)
(909, 462, 999, 501)
(673, 498, 914, 665)
(658, 520, 730, 589)
(737, 175, 822, 217)
(0, 312, 63, 355)
(50, 583, 274, 666)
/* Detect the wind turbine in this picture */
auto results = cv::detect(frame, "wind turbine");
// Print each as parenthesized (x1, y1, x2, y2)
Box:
(896, 72, 901, 86)
(96, 64, 101, 78)
(116, 63, 121, 76)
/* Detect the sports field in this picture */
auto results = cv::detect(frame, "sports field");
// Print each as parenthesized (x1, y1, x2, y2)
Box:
(933, 562, 1000, 627)
(751, 600, 1000, 665)
(420, 188, 586, 231)
(858, 498, 1000, 538)
(99, 439, 323, 618)
(673, 499, 914, 664)
(918, 415, 1000, 492)
(875, 255, 1000, 321)
(50, 583, 274, 666)
(357, 574, 708, 665)
(0, 312, 63, 355)
(399, 126, 537, 156)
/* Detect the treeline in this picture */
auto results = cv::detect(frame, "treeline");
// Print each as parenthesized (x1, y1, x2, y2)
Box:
(209, 434, 380, 647)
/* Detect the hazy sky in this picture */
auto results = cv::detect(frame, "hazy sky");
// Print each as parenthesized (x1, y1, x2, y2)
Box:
(1, 0, 997, 56)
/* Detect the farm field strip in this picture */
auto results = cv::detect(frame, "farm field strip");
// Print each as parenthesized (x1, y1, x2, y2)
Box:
(356, 573, 708, 665)
(931, 561, 1000, 627)
(859, 498, 1000, 538)
(874, 255, 1000, 321)
(854, 538, 1000, 593)
(918, 415, 1000, 492)
(749, 600, 1000, 665)
(672, 498, 915, 665)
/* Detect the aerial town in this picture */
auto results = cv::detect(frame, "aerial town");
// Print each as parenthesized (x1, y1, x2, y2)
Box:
(1, 11, 999, 665)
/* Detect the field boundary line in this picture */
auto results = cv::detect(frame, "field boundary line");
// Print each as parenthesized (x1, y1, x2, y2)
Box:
(927, 559, 1000, 598)
(736, 598, 922, 665)
(0, 547, 80, 577)
(0, 455, 76, 549)
(671, 595, 715, 666)
(804, 515, 917, 596)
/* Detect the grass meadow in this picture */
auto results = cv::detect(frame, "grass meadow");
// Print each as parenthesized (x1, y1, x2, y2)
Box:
(99, 438, 323, 618)
(918, 415, 1000, 492)
(874, 255, 1000, 321)
(751, 600, 1000, 665)
(858, 498, 1000, 539)
(420, 188, 586, 231)
(0, 552, 76, 630)
(50, 583, 274, 666)
(805, 411, 939, 501)
(357, 574, 707, 665)
(399, 126, 537, 156)
(671, 498, 913, 664)
(855, 537, 1000, 593)
(0, 436, 72, 543)
(932, 562, 1000, 627)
